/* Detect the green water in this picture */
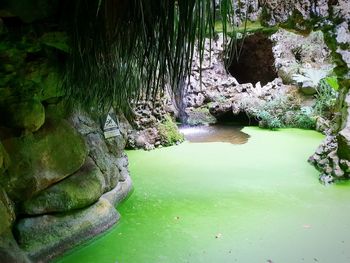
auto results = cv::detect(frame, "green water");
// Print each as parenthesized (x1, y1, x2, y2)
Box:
(58, 127, 350, 263)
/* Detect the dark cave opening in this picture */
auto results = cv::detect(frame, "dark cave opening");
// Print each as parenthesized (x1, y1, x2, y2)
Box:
(228, 33, 278, 85)
(216, 111, 259, 126)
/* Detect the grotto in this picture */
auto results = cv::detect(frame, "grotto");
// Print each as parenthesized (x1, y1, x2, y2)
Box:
(1, 1, 350, 263)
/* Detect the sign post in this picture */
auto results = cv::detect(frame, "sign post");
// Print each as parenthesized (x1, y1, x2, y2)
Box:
(103, 113, 121, 139)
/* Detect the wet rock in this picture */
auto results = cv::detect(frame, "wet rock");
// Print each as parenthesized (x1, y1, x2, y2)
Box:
(1, 119, 87, 201)
(116, 154, 129, 182)
(337, 129, 350, 160)
(2, 99, 45, 133)
(186, 93, 205, 108)
(3, 0, 60, 23)
(0, 187, 29, 262)
(319, 174, 333, 185)
(270, 29, 333, 86)
(261, 0, 329, 26)
(316, 117, 330, 134)
(16, 198, 120, 262)
(70, 110, 123, 184)
(128, 128, 159, 150)
(0, 142, 10, 175)
(21, 157, 108, 215)
(333, 0, 350, 22)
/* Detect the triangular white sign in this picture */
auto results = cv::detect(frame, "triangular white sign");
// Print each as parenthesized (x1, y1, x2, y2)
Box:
(104, 115, 118, 130)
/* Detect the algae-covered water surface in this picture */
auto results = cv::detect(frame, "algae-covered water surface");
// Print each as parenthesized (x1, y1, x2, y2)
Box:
(58, 127, 350, 263)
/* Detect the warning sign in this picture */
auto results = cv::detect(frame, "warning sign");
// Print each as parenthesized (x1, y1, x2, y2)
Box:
(103, 114, 121, 139)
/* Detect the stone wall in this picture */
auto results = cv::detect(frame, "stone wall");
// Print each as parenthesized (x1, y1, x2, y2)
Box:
(0, 3, 133, 262)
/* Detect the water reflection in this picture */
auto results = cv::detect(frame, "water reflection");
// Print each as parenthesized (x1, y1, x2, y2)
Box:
(179, 124, 250, 144)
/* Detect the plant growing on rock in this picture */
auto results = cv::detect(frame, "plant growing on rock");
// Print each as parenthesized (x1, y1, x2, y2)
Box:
(157, 115, 184, 147)
(313, 78, 338, 118)
(63, 0, 239, 113)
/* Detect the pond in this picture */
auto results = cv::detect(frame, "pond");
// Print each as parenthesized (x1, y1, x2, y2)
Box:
(57, 127, 350, 263)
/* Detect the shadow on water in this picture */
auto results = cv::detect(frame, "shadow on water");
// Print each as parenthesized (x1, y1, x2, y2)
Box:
(178, 124, 250, 144)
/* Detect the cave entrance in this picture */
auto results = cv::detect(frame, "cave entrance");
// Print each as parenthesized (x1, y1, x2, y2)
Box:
(227, 32, 277, 85)
(215, 111, 259, 126)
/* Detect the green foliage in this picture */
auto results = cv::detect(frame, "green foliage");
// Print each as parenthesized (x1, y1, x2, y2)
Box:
(291, 111, 316, 129)
(252, 93, 316, 130)
(63, 0, 238, 112)
(292, 67, 330, 87)
(324, 76, 339, 91)
(158, 115, 184, 146)
(313, 78, 337, 117)
(40, 32, 69, 53)
(256, 110, 284, 130)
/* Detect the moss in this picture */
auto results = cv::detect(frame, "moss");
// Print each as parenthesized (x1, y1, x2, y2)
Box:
(1, 99, 45, 132)
(280, 10, 315, 35)
(0, 120, 87, 202)
(215, 20, 278, 37)
(157, 115, 184, 147)
(21, 158, 105, 215)
(259, 6, 274, 27)
(186, 107, 217, 126)
(0, 142, 10, 175)
(40, 32, 69, 53)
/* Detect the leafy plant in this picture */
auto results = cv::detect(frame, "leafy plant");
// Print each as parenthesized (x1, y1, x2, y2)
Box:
(292, 67, 330, 87)
(257, 110, 284, 130)
(291, 111, 316, 129)
(158, 115, 184, 146)
(324, 76, 339, 91)
(313, 78, 337, 117)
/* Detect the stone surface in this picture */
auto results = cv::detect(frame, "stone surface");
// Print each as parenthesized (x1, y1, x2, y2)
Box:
(70, 109, 127, 186)
(16, 198, 120, 262)
(271, 29, 333, 87)
(337, 129, 350, 160)
(1, 119, 87, 201)
(334, 0, 350, 23)
(21, 157, 107, 215)
(260, 0, 329, 26)
(102, 168, 133, 206)
(182, 34, 314, 129)
(0, 141, 10, 175)
(0, 187, 29, 263)
(2, 100, 45, 133)
(2, 0, 60, 23)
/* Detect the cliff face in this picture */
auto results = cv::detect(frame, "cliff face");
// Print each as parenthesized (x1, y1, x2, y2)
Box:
(0, 0, 349, 261)
(0, 2, 132, 261)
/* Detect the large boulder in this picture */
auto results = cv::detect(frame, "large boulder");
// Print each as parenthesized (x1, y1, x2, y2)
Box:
(1, 99, 45, 133)
(0, 119, 87, 201)
(2, 0, 60, 23)
(21, 157, 109, 215)
(270, 29, 333, 86)
(0, 142, 10, 175)
(16, 198, 120, 262)
(337, 128, 350, 160)
(337, 90, 350, 161)
(0, 187, 30, 263)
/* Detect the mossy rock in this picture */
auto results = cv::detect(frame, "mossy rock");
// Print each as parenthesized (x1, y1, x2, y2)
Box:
(0, 142, 10, 175)
(2, 0, 59, 23)
(40, 32, 69, 53)
(337, 129, 350, 160)
(16, 198, 119, 262)
(21, 158, 107, 215)
(158, 115, 184, 146)
(0, 187, 15, 234)
(23, 61, 64, 102)
(0, 119, 87, 201)
(0, 188, 28, 262)
(186, 107, 217, 126)
(0, 231, 30, 263)
(1, 99, 45, 132)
